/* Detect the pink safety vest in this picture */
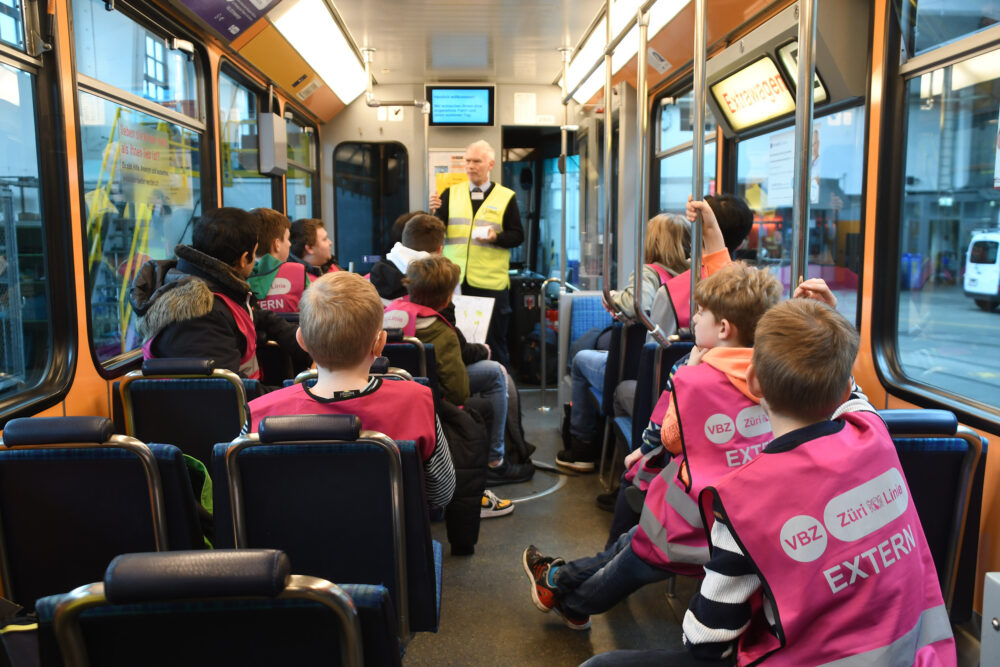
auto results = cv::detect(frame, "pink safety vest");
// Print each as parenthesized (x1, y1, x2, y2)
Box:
(646, 263, 673, 286)
(259, 261, 308, 313)
(664, 268, 704, 329)
(624, 389, 675, 492)
(142, 290, 260, 380)
(630, 363, 771, 576)
(383, 296, 455, 338)
(248, 378, 437, 461)
(702, 411, 955, 667)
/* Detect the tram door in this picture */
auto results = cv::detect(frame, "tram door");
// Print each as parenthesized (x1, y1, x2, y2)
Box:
(332, 141, 409, 273)
(576, 112, 618, 291)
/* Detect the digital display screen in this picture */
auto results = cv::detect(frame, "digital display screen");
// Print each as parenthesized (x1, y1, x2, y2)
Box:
(427, 86, 495, 126)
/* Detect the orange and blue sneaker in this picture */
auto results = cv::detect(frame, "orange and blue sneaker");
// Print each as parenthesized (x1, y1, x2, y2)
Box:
(522, 545, 592, 630)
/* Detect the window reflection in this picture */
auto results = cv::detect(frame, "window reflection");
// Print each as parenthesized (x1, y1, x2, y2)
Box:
(659, 142, 716, 214)
(220, 70, 271, 209)
(899, 0, 1000, 56)
(0, 0, 25, 50)
(735, 108, 865, 322)
(898, 49, 1000, 408)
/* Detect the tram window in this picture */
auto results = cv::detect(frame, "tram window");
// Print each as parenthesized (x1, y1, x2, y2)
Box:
(286, 117, 316, 219)
(79, 93, 202, 364)
(73, 0, 199, 118)
(734, 107, 865, 323)
(657, 91, 715, 153)
(538, 155, 581, 280)
(0, 0, 24, 50)
(656, 91, 718, 215)
(0, 63, 53, 398)
(658, 142, 716, 213)
(896, 48, 1000, 409)
(898, 1, 1000, 56)
(219, 68, 271, 210)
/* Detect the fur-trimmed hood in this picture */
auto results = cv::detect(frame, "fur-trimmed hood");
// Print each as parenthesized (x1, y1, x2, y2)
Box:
(129, 244, 252, 343)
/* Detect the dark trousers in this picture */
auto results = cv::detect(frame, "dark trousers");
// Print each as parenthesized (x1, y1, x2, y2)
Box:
(462, 283, 511, 371)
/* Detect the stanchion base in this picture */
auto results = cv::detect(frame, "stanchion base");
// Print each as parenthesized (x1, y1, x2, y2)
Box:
(537, 405, 552, 413)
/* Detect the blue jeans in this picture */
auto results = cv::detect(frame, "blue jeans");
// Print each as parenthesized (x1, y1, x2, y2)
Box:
(466, 360, 507, 464)
(553, 526, 671, 616)
(570, 349, 608, 440)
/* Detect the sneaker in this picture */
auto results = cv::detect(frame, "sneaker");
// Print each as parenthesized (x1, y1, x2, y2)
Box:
(487, 459, 535, 485)
(556, 448, 595, 472)
(554, 604, 592, 630)
(481, 490, 514, 518)
(522, 545, 562, 613)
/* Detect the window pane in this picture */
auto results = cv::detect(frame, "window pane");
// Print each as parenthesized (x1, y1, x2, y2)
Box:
(898, 50, 1000, 408)
(0, 64, 53, 397)
(79, 92, 201, 363)
(220, 71, 271, 209)
(73, 0, 199, 118)
(658, 141, 716, 214)
(900, 0, 1000, 55)
(286, 165, 312, 220)
(658, 90, 716, 152)
(286, 119, 313, 166)
(735, 107, 865, 323)
(0, 0, 24, 50)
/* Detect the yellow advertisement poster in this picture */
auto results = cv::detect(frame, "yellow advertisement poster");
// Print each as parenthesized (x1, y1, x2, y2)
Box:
(436, 171, 469, 194)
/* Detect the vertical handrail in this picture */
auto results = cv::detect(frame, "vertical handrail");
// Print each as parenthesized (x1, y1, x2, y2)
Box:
(790, 0, 818, 298)
(632, 11, 669, 347)
(600, 0, 618, 317)
(690, 0, 707, 325)
(560, 48, 571, 298)
(538, 276, 561, 412)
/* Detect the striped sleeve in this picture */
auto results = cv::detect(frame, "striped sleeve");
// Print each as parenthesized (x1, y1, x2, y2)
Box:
(422, 415, 456, 509)
(682, 513, 760, 660)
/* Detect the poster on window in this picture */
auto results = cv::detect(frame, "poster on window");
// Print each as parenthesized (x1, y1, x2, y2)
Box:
(995, 105, 1000, 189)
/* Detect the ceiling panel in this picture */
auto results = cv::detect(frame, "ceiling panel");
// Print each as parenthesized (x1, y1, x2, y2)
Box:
(332, 0, 606, 85)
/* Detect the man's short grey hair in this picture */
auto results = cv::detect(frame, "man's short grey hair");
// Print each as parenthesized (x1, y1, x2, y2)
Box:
(468, 140, 495, 162)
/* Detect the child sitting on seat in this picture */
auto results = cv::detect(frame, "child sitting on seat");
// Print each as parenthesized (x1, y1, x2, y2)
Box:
(522, 261, 782, 630)
(247, 208, 313, 313)
(583, 299, 955, 666)
(370, 213, 443, 303)
(247, 272, 456, 512)
(386, 255, 534, 488)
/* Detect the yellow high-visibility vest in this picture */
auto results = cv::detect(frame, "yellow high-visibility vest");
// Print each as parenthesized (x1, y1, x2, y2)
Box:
(442, 183, 515, 290)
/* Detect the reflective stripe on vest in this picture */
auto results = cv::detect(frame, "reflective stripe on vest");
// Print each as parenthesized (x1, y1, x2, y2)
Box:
(442, 183, 515, 290)
(706, 411, 955, 667)
(637, 458, 710, 565)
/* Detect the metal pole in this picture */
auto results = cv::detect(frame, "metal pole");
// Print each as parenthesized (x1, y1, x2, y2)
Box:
(600, 0, 618, 317)
(690, 0, 707, 326)
(631, 11, 668, 346)
(791, 0, 818, 298)
(560, 47, 571, 297)
(538, 276, 560, 412)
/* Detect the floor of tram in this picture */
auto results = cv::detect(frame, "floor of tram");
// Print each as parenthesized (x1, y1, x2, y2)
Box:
(404, 387, 698, 666)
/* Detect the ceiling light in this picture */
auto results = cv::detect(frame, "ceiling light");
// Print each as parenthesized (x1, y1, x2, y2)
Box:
(270, 0, 366, 104)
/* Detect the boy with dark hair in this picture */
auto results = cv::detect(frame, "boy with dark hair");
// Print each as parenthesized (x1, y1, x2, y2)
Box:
(370, 214, 445, 302)
(523, 262, 781, 631)
(582, 299, 954, 666)
(247, 207, 313, 313)
(386, 255, 533, 488)
(130, 207, 309, 379)
(290, 218, 339, 276)
(247, 272, 456, 511)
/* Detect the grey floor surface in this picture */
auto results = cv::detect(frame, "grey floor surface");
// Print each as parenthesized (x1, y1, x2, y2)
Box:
(403, 388, 696, 666)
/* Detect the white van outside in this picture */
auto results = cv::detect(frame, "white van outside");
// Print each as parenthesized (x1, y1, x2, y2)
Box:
(964, 230, 1000, 311)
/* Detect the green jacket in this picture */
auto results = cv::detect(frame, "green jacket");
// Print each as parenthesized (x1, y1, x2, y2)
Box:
(414, 317, 469, 405)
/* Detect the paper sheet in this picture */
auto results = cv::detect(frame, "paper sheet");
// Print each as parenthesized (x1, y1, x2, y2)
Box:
(451, 294, 494, 345)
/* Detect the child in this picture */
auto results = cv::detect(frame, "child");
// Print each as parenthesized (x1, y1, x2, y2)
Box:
(247, 272, 456, 512)
(370, 213, 445, 302)
(385, 256, 534, 487)
(247, 207, 312, 313)
(585, 299, 955, 666)
(130, 207, 310, 379)
(522, 262, 782, 630)
(290, 218, 339, 276)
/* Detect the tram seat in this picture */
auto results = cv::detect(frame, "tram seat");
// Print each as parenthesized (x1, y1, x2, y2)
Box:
(35, 549, 392, 667)
(0, 417, 206, 611)
(383, 335, 440, 400)
(117, 358, 263, 469)
(557, 291, 614, 407)
(211, 415, 441, 642)
(285, 358, 415, 388)
(880, 409, 986, 623)
(612, 342, 693, 455)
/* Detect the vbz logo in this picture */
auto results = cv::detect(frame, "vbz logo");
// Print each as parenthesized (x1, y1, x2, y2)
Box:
(704, 413, 735, 445)
(779, 515, 828, 563)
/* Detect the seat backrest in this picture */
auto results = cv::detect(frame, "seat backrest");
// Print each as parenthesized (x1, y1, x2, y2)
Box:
(557, 291, 613, 405)
(35, 550, 372, 667)
(880, 409, 984, 619)
(212, 417, 438, 640)
(630, 342, 693, 448)
(0, 417, 205, 610)
(600, 322, 648, 416)
(384, 342, 439, 400)
(119, 360, 249, 468)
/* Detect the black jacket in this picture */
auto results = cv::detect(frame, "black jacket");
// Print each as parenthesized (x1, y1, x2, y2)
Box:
(130, 245, 310, 377)
(369, 258, 407, 301)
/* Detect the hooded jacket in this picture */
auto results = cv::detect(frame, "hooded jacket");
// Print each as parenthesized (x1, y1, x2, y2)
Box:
(130, 245, 310, 377)
(370, 242, 431, 302)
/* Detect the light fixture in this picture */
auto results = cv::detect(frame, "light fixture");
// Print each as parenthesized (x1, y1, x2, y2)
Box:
(270, 0, 367, 105)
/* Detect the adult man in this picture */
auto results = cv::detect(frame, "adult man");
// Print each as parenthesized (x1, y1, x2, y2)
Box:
(430, 140, 524, 369)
